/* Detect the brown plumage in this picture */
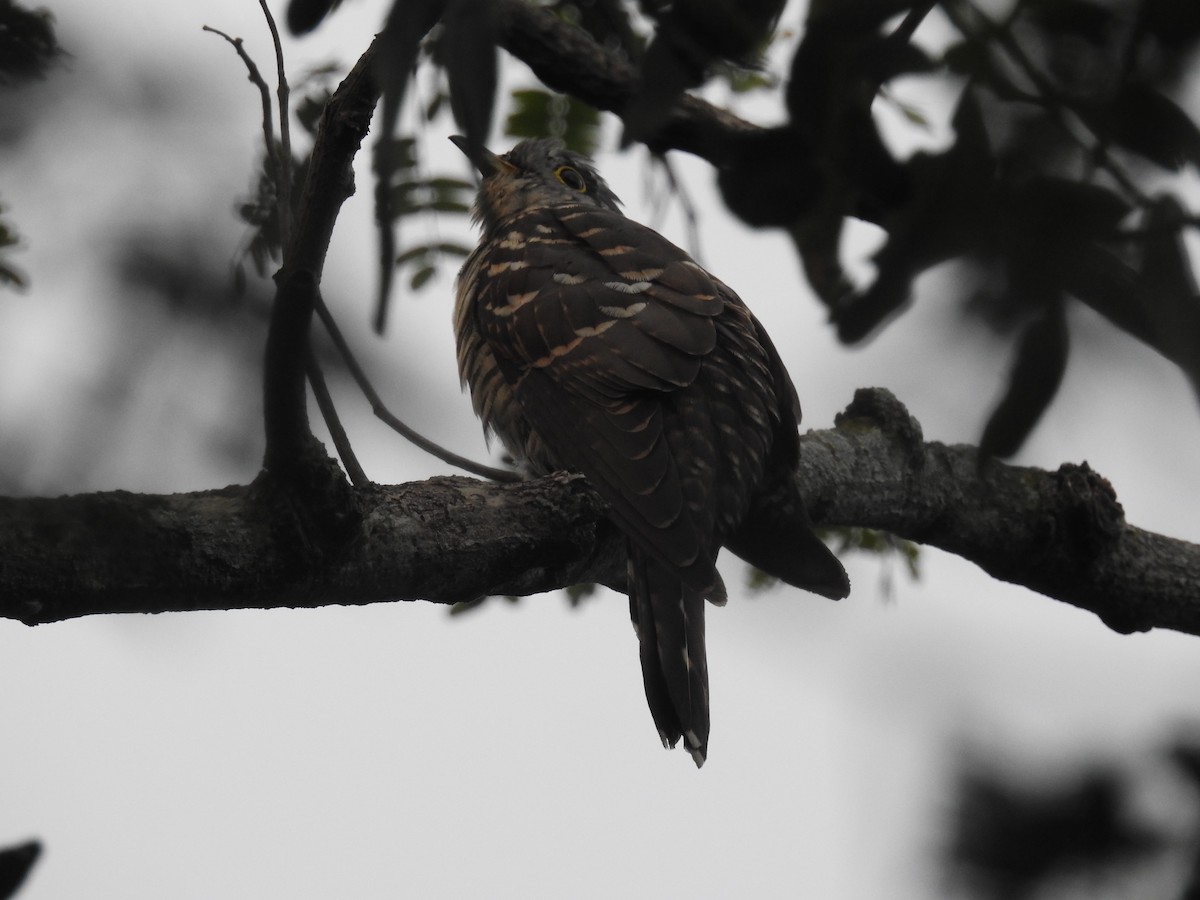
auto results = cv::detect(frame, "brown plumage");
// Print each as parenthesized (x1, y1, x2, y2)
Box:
(452, 136, 849, 766)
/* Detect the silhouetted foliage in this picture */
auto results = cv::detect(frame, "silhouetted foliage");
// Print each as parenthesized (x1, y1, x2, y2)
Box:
(284, 0, 1200, 456)
(0, 1, 61, 86)
(0, 840, 39, 900)
(946, 754, 1169, 899)
(0, 1, 63, 291)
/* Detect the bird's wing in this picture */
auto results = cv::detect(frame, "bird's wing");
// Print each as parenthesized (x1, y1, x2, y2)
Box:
(472, 205, 731, 592)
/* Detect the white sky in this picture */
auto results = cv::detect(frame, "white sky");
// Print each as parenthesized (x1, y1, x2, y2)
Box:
(3, 2, 1200, 898)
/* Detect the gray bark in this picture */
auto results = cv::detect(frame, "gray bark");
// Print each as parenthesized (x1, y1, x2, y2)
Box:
(3, 389, 1198, 636)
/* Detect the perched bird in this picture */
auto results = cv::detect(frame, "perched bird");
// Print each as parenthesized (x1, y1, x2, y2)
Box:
(451, 136, 849, 766)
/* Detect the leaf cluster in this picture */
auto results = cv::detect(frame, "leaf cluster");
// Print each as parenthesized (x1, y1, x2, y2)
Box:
(283, 0, 1200, 456)
(773, 0, 1200, 456)
(235, 140, 310, 291)
(945, 745, 1195, 899)
(0, 204, 26, 291)
(0, 0, 62, 87)
(361, 8, 601, 327)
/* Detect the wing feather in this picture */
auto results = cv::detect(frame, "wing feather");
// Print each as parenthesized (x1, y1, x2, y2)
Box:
(471, 206, 732, 589)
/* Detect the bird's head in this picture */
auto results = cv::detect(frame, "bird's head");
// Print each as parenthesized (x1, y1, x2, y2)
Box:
(451, 136, 622, 233)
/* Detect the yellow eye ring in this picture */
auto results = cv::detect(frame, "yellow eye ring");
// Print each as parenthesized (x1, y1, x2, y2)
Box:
(554, 165, 587, 192)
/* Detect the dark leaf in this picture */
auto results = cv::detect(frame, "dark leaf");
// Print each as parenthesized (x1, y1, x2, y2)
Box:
(942, 40, 990, 80)
(427, 198, 470, 214)
(372, 206, 396, 333)
(716, 127, 820, 228)
(0, 260, 28, 289)
(565, 582, 600, 606)
(980, 300, 1069, 458)
(235, 150, 308, 280)
(719, 64, 777, 94)
(372, 0, 448, 333)
(395, 241, 468, 270)
(624, 0, 786, 143)
(389, 180, 426, 216)
(409, 263, 437, 291)
(1013, 177, 1132, 240)
(295, 88, 333, 137)
(833, 91, 996, 343)
(1081, 83, 1200, 171)
(505, 88, 554, 139)
(621, 30, 708, 144)
(675, 0, 786, 64)
(786, 15, 856, 137)
(948, 760, 1163, 897)
(440, 0, 497, 165)
(1139, 0, 1200, 54)
(1170, 736, 1200, 790)
(375, 0, 447, 129)
(790, 205, 852, 310)
(428, 176, 475, 193)
(0, 208, 26, 290)
(377, 136, 419, 173)
(0, 840, 40, 900)
(0, 2, 61, 85)
(1133, 196, 1200, 400)
(373, 179, 396, 334)
(990, 180, 1132, 326)
(1023, 0, 1116, 44)
(943, 41, 1027, 101)
(1064, 245, 1146, 340)
(449, 594, 523, 616)
(286, 0, 343, 35)
(783, 13, 910, 219)
(787, 2, 914, 130)
(395, 245, 431, 266)
(832, 257, 912, 344)
(969, 179, 1132, 333)
(505, 89, 601, 156)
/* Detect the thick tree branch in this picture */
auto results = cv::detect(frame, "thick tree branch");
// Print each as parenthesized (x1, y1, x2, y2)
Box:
(802, 389, 1200, 637)
(0, 473, 621, 626)
(2, 390, 1197, 636)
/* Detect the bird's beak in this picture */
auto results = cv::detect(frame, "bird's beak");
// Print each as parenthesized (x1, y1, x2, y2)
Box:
(450, 134, 516, 177)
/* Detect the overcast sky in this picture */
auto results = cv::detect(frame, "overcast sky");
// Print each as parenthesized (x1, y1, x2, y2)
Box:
(3, 2, 1200, 898)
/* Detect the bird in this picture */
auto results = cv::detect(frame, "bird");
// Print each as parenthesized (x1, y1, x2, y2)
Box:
(451, 135, 850, 767)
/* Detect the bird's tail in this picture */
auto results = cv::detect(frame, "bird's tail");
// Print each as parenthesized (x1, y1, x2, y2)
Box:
(724, 483, 850, 600)
(627, 544, 714, 767)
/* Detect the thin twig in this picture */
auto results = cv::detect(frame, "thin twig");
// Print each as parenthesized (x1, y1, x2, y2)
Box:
(203, 25, 276, 172)
(313, 295, 522, 483)
(655, 154, 703, 261)
(306, 349, 370, 487)
(257, 0, 294, 253)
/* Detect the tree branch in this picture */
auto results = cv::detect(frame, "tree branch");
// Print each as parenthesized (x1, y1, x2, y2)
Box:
(3, 390, 1197, 636)
(0, 473, 620, 626)
(259, 35, 380, 515)
(802, 389, 1200, 637)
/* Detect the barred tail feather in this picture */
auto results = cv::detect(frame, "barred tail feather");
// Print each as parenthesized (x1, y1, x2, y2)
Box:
(628, 545, 710, 767)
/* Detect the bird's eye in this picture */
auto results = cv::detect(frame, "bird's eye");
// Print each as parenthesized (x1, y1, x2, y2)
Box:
(554, 166, 588, 192)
